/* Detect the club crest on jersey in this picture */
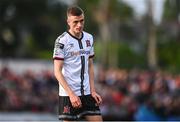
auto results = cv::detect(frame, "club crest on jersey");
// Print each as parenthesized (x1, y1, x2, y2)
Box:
(63, 105, 70, 114)
(86, 40, 91, 47)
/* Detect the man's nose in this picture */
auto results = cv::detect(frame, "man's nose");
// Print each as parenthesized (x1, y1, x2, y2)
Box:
(77, 22, 82, 27)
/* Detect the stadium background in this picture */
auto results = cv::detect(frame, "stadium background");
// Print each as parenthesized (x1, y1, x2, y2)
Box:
(0, 0, 179, 121)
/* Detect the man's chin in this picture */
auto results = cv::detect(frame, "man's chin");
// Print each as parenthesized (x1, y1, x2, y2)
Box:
(75, 31, 82, 34)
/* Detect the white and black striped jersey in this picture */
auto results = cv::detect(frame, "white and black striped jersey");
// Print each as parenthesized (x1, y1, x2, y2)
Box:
(53, 31, 95, 96)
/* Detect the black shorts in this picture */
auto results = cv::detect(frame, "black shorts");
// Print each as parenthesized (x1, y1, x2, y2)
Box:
(59, 94, 101, 121)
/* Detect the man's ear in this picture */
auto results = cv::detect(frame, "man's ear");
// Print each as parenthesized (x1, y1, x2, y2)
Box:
(67, 17, 70, 25)
(67, 19, 69, 25)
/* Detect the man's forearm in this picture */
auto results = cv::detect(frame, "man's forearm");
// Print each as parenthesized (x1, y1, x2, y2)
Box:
(54, 70, 74, 96)
(88, 59, 96, 93)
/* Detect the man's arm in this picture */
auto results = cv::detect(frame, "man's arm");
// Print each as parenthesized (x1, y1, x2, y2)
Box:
(88, 58, 102, 105)
(54, 60, 82, 108)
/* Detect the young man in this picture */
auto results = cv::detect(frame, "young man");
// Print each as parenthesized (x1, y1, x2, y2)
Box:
(53, 6, 103, 121)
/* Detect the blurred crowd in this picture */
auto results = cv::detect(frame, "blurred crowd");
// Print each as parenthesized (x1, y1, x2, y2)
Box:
(0, 67, 58, 113)
(97, 67, 180, 121)
(0, 66, 180, 121)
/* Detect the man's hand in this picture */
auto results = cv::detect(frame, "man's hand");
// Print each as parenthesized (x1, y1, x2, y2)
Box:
(91, 92, 102, 105)
(69, 93, 82, 108)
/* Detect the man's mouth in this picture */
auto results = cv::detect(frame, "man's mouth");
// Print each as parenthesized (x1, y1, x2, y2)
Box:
(76, 28, 81, 31)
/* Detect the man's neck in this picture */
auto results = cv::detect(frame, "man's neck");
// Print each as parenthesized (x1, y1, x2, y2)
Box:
(69, 30, 82, 39)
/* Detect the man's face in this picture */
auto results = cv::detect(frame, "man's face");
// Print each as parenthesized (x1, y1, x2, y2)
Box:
(67, 14, 84, 34)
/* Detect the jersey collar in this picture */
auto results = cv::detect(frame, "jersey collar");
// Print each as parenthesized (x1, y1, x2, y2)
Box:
(67, 31, 84, 41)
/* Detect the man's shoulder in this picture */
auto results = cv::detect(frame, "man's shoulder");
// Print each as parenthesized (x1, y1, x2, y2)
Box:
(56, 32, 68, 43)
(57, 32, 68, 40)
(83, 31, 93, 38)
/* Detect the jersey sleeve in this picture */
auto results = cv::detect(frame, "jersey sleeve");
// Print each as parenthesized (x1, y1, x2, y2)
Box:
(89, 35, 95, 58)
(53, 36, 65, 60)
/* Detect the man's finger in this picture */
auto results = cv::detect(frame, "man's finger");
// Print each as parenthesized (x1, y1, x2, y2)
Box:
(97, 96, 102, 104)
(77, 101, 82, 108)
(96, 97, 100, 104)
(93, 95, 99, 104)
(72, 100, 82, 108)
(95, 94, 102, 104)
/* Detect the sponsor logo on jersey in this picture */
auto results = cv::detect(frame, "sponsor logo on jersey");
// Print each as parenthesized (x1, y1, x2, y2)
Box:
(55, 42, 64, 49)
(68, 49, 90, 56)
(59, 43, 64, 49)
